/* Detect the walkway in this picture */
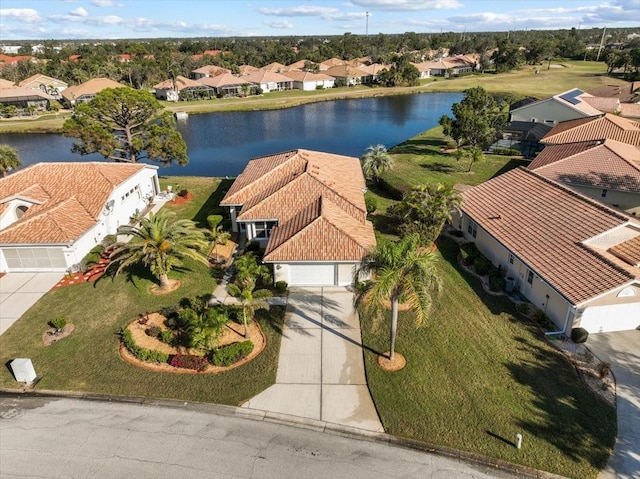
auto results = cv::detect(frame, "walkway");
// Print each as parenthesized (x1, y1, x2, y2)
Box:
(242, 287, 383, 432)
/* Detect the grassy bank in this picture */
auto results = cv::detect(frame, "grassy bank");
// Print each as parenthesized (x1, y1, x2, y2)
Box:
(0, 177, 284, 405)
(0, 60, 624, 134)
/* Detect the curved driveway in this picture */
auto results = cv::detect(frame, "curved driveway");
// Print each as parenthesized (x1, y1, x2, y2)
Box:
(587, 331, 640, 479)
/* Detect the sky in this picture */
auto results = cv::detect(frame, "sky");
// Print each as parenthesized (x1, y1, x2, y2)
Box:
(0, 0, 639, 41)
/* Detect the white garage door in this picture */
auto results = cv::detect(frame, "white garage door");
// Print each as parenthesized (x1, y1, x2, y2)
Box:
(2, 247, 67, 271)
(289, 264, 336, 286)
(579, 303, 640, 333)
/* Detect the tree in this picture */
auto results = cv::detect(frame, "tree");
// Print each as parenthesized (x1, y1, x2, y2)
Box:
(63, 87, 188, 166)
(388, 183, 461, 245)
(454, 146, 485, 172)
(439, 86, 508, 149)
(360, 144, 394, 183)
(108, 212, 209, 291)
(233, 252, 272, 288)
(182, 306, 228, 352)
(354, 234, 441, 361)
(0, 145, 22, 177)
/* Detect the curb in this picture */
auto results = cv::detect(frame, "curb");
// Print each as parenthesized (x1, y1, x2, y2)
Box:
(1, 388, 567, 479)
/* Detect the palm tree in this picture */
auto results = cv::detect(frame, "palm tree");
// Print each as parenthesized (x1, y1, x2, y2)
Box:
(109, 211, 210, 291)
(210, 225, 231, 262)
(186, 306, 229, 352)
(388, 183, 461, 245)
(0, 145, 22, 177)
(227, 278, 271, 338)
(454, 146, 484, 172)
(360, 144, 393, 183)
(354, 234, 441, 362)
(233, 252, 271, 287)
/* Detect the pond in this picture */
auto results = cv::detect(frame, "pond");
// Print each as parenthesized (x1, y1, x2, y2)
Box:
(0, 92, 463, 177)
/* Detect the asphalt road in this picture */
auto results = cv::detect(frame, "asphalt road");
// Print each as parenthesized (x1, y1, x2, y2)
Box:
(0, 396, 517, 479)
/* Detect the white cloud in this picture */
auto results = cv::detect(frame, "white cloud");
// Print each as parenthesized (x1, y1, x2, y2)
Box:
(349, 0, 461, 11)
(259, 6, 340, 17)
(49, 13, 123, 25)
(91, 0, 114, 6)
(70, 7, 88, 17)
(0, 8, 41, 23)
(265, 20, 294, 29)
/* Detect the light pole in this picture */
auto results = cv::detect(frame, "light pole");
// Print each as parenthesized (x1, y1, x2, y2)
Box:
(366, 11, 370, 37)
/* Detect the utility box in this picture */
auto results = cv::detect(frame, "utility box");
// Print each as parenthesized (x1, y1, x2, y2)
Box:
(504, 277, 516, 293)
(10, 358, 37, 383)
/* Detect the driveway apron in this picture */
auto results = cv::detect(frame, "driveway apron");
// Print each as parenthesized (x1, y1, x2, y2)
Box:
(242, 287, 383, 432)
(0, 272, 62, 335)
(587, 331, 640, 479)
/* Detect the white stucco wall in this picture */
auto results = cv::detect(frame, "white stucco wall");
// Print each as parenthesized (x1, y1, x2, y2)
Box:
(510, 99, 589, 125)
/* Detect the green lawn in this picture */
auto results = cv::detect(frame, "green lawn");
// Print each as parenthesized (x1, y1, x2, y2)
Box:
(0, 177, 284, 405)
(361, 238, 616, 479)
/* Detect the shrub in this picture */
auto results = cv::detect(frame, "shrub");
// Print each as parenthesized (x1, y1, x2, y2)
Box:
(571, 327, 589, 344)
(207, 214, 223, 231)
(211, 341, 254, 367)
(459, 242, 481, 265)
(121, 329, 169, 363)
(516, 302, 531, 315)
(146, 325, 161, 338)
(492, 147, 521, 156)
(275, 281, 288, 294)
(50, 316, 67, 330)
(246, 241, 260, 252)
(177, 189, 189, 198)
(170, 354, 209, 371)
(82, 245, 104, 266)
(159, 329, 175, 344)
(473, 256, 492, 276)
(101, 234, 117, 248)
(365, 196, 378, 214)
(533, 310, 553, 330)
(489, 275, 503, 291)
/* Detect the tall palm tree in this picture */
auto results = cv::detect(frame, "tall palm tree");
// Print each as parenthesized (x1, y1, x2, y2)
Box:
(0, 145, 22, 177)
(109, 211, 210, 291)
(354, 234, 441, 361)
(360, 144, 393, 183)
(227, 277, 271, 338)
(233, 252, 272, 287)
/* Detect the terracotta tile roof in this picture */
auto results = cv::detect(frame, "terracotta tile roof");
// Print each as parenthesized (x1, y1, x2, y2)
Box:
(323, 65, 369, 78)
(0, 79, 15, 88)
(264, 197, 375, 262)
(609, 236, 640, 267)
(280, 70, 335, 82)
(0, 86, 51, 101)
(241, 70, 292, 84)
(586, 82, 640, 103)
(319, 58, 346, 69)
(196, 74, 252, 88)
(359, 63, 390, 75)
(61, 78, 126, 102)
(238, 65, 260, 74)
(582, 96, 620, 113)
(222, 149, 374, 263)
(18, 74, 68, 90)
(619, 103, 640, 119)
(529, 139, 640, 192)
(0, 162, 146, 245)
(286, 59, 309, 70)
(261, 62, 287, 72)
(191, 65, 231, 76)
(541, 113, 640, 146)
(153, 75, 203, 90)
(461, 167, 637, 305)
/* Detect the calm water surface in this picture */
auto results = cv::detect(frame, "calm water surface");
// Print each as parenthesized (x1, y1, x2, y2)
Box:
(0, 92, 463, 177)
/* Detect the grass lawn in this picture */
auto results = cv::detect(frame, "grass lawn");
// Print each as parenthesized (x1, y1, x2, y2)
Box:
(360, 238, 616, 479)
(0, 177, 284, 405)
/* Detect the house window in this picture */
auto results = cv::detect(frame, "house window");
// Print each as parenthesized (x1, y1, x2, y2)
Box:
(544, 119, 555, 125)
(527, 270, 534, 285)
(467, 219, 477, 238)
(254, 221, 276, 239)
(508, 253, 514, 265)
(15, 205, 28, 219)
(601, 189, 608, 198)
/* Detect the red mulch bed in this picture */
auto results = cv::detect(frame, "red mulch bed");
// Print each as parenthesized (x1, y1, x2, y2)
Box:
(168, 191, 193, 205)
(53, 251, 112, 289)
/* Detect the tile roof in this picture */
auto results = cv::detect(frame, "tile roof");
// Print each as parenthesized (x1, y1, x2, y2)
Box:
(0, 162, 147, 245)
(323, 65, 369, 78)
(18, 74, 67, 89)
(529, 139, 640, 192)
(461, 167, 638, 305)
(582, 96, 620, 113)
(196, 74, 252, 88)
(609, 236, 640, 267)
(280, 70, 335, 82)
(61, 78, 126, 102)
(552, 89, 603, 116)
(153, 75, 203, 90)
(0, 86, 51, 101)
(191, 65, 231, 76)
(319, 58, 346, 69)
(619, 103, 640, 119)
(0, 79, 15, 88)
(541, 113, 640, 146)
(222, 149, 374, 263)
(586, 82, 640, 103)
(241, 70, 292, 84)
(260, 62, 287, 72)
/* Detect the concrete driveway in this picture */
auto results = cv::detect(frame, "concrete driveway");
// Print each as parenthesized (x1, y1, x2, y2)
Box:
(243, 287, 383, 432)
(0, 272, 62, 335)
(587, 330, 640, 479)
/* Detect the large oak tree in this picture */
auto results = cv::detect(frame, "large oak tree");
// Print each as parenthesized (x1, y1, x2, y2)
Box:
(63, 87, 188, 166)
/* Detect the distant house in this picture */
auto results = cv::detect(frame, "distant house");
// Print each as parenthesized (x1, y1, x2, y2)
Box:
(241, 70, 293, 93)
(0, 79, 15, 88)
(510, 88, 603, 127)
(0, 86, 51, 114)
(261, 62, 287, 73)
(529, 139, 640, 215)
(196, 74, 254, 97)
(0, 162, 160, 273)
(359, 63, 390, 84)
(319, 58, 346, 71)
(191, 65, 232, 80)
(453, 167, 640, 334)
(153, 75, 214, 101)
(18, 74, 68, 99)
(541, 113, 640, 146)
(281, 70, 335, 91)
(0, 53, 35, 70)
(220, 149, 376, 287)
(324, 65, 369, 86)
(61, 78, 126, 108)
(587, 82, 640, 103)
(410, 62, 432, 79)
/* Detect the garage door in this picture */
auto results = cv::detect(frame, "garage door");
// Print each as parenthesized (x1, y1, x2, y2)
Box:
(289, 264, 336, 286)
(579, 303, 640, 333)
(2, 247, 67, 271)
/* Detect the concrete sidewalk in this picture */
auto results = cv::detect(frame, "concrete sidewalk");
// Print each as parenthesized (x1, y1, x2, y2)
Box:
(0, 272, 62, 335)
(242, 287, 383, 432)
